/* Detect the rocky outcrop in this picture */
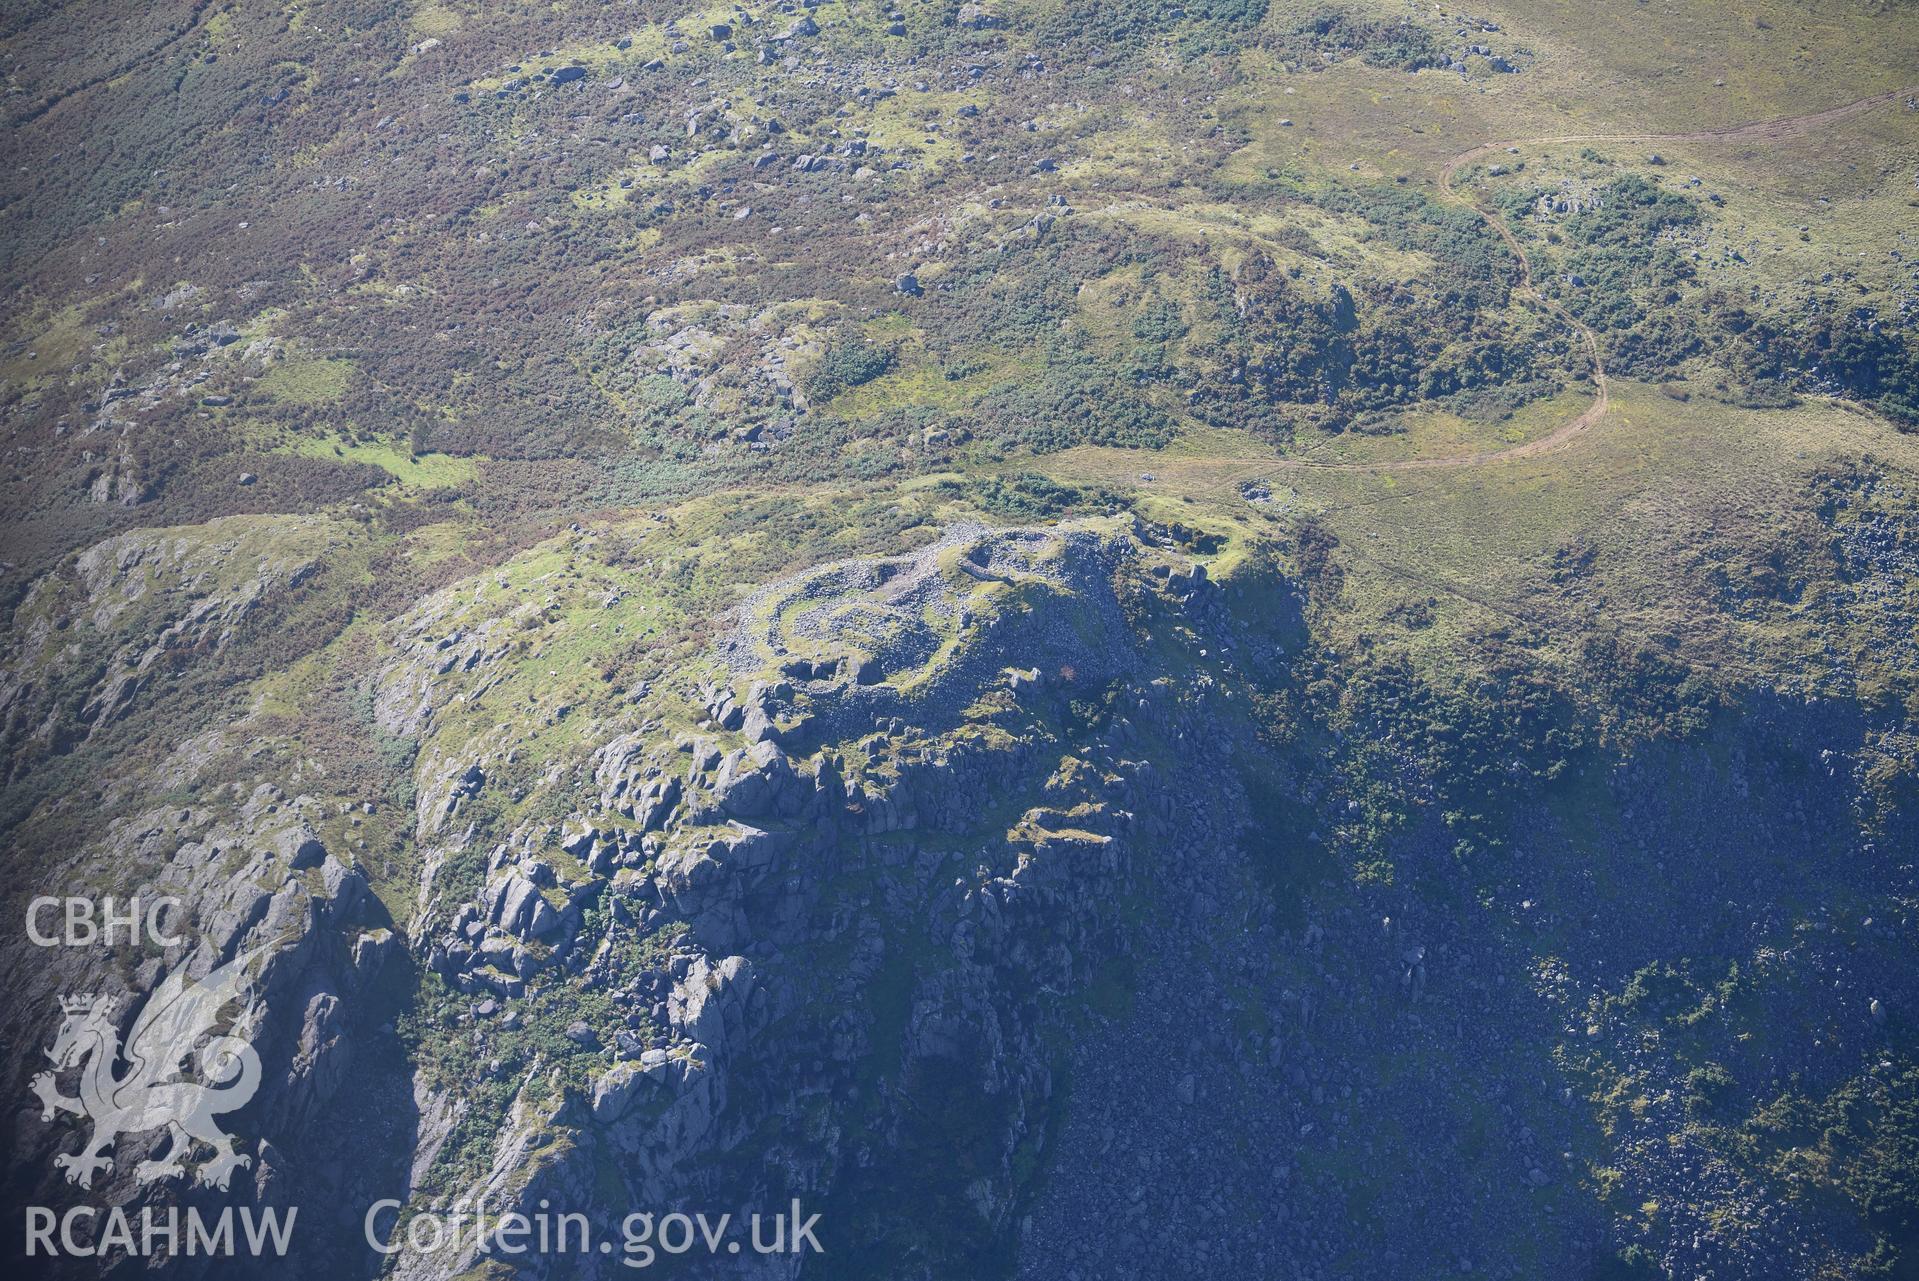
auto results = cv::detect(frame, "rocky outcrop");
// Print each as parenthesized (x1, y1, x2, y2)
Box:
(367, 519, 1244, 1278)
(0, 775, 409, 1281)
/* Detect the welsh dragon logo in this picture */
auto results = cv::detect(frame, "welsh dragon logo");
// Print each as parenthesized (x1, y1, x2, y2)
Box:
(30, 945, 270, 1191)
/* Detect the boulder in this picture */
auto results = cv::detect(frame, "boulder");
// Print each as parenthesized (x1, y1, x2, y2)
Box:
(275, 826, 327, 869)
(741, 704, 777, 744)
(592, 1062, 655, 1122)
(489, 872, 542, 935)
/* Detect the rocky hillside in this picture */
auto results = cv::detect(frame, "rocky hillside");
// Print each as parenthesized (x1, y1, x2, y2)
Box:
(3, 1, 1918, 1279)
(4, 492, 1917, 1279)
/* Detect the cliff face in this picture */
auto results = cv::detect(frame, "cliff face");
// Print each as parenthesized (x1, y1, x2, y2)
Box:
(4, 504, 1913, 1280)
(2, 515, 1253, 1278)
(369, 518, 1297, 1279)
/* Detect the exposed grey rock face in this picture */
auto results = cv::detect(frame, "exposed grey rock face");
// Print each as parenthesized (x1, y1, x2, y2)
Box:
(5, 498, 1911, 1281)
(0, 771, 405, 1280)
(360, 519, 1249, 1277)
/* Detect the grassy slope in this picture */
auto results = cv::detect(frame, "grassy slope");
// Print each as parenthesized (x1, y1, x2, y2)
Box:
(1043, 379, 1919, 682)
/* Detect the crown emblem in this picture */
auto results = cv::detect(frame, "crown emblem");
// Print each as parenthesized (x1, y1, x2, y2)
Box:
(60, 994, 114, 1017)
